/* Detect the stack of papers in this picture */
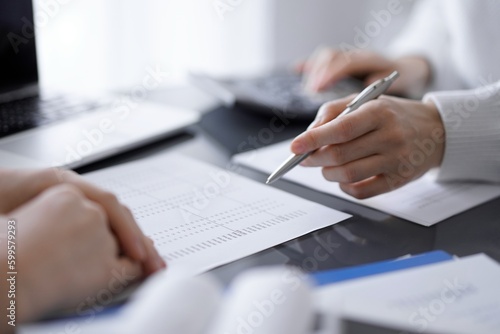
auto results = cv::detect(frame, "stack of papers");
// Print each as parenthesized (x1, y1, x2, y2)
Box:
(233, 140, 500, 226)
(315, 253, 500, 334)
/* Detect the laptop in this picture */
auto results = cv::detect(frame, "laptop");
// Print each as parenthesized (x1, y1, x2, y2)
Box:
(190, 71, 364, 120)
(0, 0, 199, 169)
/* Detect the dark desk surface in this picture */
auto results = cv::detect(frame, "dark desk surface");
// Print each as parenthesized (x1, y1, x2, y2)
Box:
(76, 101, 500, 286)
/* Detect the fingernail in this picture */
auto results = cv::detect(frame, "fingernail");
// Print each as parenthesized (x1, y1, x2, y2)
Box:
(157, 256, 166, 269)
(291, 141, 305, 154)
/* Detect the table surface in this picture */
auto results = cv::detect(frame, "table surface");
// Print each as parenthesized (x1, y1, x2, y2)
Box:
(76, 89, 500, 285)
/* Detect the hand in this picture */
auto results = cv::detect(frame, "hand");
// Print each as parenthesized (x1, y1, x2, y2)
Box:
(8, 185, 142, 322)
(0, 168, 165, 275)
(296, 47, 431, 97)
(291, 95, 445, 199)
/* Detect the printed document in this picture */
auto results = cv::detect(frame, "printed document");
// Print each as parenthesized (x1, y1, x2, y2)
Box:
(85, 153, 351, 276)
(233, 140, 500, 226)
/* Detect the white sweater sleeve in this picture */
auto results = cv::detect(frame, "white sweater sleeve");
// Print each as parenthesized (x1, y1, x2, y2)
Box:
(424, 82, 500, 183)
(387, 0, 465, 91)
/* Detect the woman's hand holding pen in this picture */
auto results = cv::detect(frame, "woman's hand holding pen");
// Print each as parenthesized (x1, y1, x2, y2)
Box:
(291, 95, 446, 199)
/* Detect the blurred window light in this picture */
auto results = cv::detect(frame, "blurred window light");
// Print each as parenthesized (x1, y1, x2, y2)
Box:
(34, 0, 412, 93)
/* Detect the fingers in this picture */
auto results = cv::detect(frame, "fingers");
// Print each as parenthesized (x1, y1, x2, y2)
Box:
(74, 181, 147, 261)
(142, 236, 166, 275)
(47, 185, 148, 280)
(0, 168, 63, 213)
(302, 130, 381, 167)
(301, 48, 400, 93)
(61, 175, 165, 273)
(339, 175, 394, 199)
(294, 60, 309, 73)
(116, 206, 166, 273)
(298, 97, 357, 159)
(292, 100, 382, 154)
(6, 167, 165, 274)
(303, 47, 348, 92)
(112, 257, 143, 284)
(320, 155, 387, 184)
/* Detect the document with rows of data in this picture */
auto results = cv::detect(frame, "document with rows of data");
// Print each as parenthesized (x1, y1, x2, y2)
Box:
(233, 140, 500, 226)
(85, 153, 351, 276)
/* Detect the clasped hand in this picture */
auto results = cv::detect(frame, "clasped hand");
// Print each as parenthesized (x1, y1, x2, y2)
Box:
(0, 168, 165, 322)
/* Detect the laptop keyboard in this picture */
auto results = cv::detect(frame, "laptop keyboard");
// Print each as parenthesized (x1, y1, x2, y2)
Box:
(0, 95, 102, 138)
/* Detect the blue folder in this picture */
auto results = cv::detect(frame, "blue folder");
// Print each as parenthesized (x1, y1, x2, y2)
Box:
(311, 250, 453, 286)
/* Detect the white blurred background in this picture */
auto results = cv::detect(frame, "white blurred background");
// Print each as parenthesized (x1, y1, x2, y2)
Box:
(34, 0, 414, 93)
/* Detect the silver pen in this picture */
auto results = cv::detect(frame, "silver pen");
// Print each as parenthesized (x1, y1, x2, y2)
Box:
(266, 70, 400, 185)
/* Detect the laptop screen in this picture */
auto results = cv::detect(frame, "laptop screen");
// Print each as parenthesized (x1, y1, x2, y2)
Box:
(0, 0, 38, 95)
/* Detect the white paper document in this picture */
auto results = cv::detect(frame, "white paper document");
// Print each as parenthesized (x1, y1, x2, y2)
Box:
(233, 140, 500, 226)
(315, 254, 500, 334)
(84, 153, 351, 276)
